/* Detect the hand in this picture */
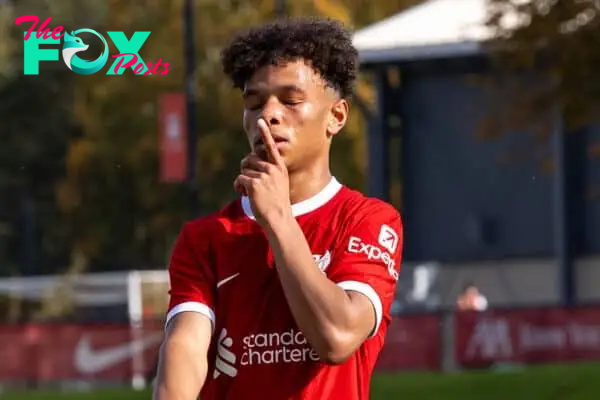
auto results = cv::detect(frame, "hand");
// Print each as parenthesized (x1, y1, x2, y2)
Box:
(234, 119, 291, 226)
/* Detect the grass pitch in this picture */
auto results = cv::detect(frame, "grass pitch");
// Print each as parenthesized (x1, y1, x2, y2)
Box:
(3, 363, 599, 400)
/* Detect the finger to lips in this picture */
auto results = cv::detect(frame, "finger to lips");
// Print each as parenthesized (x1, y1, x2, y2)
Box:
(257, 119, 284, 165)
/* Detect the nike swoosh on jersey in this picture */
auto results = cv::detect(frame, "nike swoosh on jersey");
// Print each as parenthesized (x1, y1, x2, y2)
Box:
(73, 333, 163, 374)
(217, 272, 240, 288)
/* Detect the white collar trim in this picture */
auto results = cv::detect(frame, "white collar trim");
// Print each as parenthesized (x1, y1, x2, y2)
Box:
(241, 177, 342, 220)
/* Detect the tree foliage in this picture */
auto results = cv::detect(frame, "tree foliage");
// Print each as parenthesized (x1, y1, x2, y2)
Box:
(0, 0, 419, 276)
(485, 0, 600, 132)
(0, 0, 84, 275)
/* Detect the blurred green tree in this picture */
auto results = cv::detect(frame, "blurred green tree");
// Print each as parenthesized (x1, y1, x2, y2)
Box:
(1, 0, 420, 275)
(0, 0, 86, 276)
(485, 0, 600, 133)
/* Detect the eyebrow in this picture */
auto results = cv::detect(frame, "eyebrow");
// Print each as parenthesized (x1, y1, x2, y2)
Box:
(243, 85, 305, 98)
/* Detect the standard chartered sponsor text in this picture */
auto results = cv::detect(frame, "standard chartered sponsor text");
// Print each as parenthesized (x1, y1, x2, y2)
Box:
(241, 329, 320, 365)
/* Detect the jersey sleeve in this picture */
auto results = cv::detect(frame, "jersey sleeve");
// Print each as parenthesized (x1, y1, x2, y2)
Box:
(165, 221, 216, 330)
(327, 203, 403, 338)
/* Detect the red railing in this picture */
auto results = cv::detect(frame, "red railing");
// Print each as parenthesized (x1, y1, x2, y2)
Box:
(376, 313, 442, 371)
(455, 306, 600, 367)
(2, 306, 600, 384)
(0, 322, 162, 383)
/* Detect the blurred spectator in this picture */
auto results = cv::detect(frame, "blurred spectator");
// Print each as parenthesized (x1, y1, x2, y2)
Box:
(456, 282, 488, 311)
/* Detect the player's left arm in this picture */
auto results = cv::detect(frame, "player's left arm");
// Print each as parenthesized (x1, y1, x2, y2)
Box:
(265, 204, 402, 364)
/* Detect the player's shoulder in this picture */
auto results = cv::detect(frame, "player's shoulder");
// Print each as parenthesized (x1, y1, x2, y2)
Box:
(336, 186, 402, 224)
(180, 198, 250, 238)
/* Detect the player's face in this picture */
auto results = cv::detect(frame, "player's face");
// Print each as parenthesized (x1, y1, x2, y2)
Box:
(242, 60, 348, 172)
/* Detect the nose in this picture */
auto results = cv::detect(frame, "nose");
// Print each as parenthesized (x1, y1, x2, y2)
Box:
(260, 97, 284, 126)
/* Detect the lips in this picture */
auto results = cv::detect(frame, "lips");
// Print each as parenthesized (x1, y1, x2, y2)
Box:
(253, 135, 288, 147)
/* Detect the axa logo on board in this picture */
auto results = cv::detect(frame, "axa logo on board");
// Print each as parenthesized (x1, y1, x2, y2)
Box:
(15, 15, 171, 76)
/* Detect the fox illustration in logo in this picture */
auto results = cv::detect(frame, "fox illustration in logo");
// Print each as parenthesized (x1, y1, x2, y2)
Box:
(62, 29, 108, 75)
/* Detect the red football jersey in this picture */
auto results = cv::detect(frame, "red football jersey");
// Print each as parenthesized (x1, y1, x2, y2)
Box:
(166, 178, 403, 400)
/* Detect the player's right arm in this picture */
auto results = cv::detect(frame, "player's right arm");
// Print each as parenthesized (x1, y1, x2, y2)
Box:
(153, 221, 217, 400)
(154, 313, 212, 400)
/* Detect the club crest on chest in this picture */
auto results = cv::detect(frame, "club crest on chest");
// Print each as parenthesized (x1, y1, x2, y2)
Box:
(312, 250, 331, 273)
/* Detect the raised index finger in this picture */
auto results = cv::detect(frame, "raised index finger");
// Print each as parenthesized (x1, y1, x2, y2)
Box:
(257, 119, 284, 166)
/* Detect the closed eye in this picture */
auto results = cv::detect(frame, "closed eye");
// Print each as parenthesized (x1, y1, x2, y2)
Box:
(244, 98, 301, 111)
(282, 98, 303, 106)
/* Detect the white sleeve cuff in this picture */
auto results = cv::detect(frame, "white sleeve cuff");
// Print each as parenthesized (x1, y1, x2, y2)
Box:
(337, 281, 383, 338)
(165, 301, 216, 332)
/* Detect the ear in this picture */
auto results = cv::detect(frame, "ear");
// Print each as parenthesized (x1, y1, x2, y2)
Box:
(327, 99, 349, 137)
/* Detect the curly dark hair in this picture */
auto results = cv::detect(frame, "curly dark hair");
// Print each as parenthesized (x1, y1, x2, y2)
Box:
(220, 17, 358, 99)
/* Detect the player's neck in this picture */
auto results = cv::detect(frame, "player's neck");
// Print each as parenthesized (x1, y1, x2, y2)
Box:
(288, 168, 333, 205)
